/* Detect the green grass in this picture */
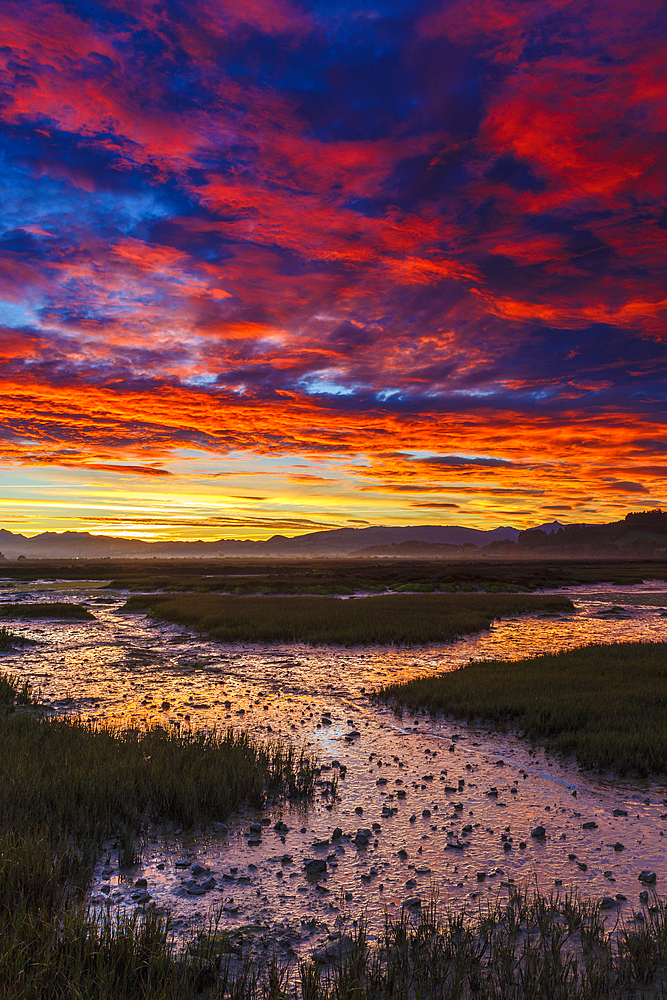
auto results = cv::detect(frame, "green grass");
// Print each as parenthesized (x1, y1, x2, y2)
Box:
(0, 671, 317, 999)
(123, 592, 574, 645)
(378, 641, 667, 776)
(0, 602, 94, 620)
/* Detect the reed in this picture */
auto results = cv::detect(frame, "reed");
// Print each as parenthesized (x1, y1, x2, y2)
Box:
(123, 592, 573, 646)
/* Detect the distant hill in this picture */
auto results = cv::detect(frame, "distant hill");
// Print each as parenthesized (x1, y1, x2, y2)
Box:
(0, 512, 665, 560)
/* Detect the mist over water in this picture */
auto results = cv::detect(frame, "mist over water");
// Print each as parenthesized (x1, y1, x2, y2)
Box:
(1, 578, 666, 952)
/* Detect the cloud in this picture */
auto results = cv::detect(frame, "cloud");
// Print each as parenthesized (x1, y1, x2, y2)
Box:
(0, 0, 665, 527)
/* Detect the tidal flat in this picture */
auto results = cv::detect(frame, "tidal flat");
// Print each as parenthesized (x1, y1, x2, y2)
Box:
(1, 568, 667, 995)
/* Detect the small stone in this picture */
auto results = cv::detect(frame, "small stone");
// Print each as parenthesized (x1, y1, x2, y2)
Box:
(403, 896, 422, 910)
(331, 827, 343, 840)
(612, 809, 627, 817)
(600, 897, 617, 910)
(191, 863, 207, 877)
(582, 821, 598, 830)
(134, 878, 148, 888)
(531, 826, 546, 839)
(638, 870, 657, 885)
(304, 859, 327, 877)
(613, 842, 625, 852)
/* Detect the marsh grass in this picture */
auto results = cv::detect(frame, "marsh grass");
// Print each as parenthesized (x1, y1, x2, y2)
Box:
(0, 671, 317, 999)
(378, 641, 667, 776)
(189, 885, 667, 999)
(123, 592, 574, 645)
(0, 626, 35, 651)
(0, 601, 94, 620)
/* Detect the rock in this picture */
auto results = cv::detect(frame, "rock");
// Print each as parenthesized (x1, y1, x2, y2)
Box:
(331, 827, 343, 840)
(639, 890, 650, 903)
(354, 828, 372, 846)
(612, 809, 627, 817)
(186, 884, 207, 896)
(312, 934, 355, 964)
(274, 821, 289, 833)
(132, 891, 151, 903)
(134, 878, 148, 888)
(249, 823, 262, 835)
(397, 849, 408, 859)
(613, 842, 625, 851)
(247, 837, 261, 846)
(213, 822, 228, 834)
(304, 859, 327, 877)
(600, 897, 617, 909)
(422, 809, 431, 818)
(638, 870, 657, 885)
(201, 877, 216, 891)
(476, 872, 486, 881)
(582, 821, 598, 830)
(376, 777, 388, 786)
(531, 826, 546, 839)
(403, 896, 422, 910)
(191, 863, 207, 877)
(175, 860, 191, 868)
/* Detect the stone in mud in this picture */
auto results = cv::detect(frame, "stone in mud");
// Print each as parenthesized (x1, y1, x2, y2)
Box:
(249, 823, 262, 835)
(639, 890, 650, 903)
(331, 827, 342, 840)
(213, 822, 228, 834)
(304, 858, 327, 877)
(531, 826, 546, 839)
(613, 842, 625, 851)
(312, 934, 355, 964)
(612, 809, 627, 817)
(191, 863, 207, 877)
(134, 878, 148, 888)
(600, 897, 617, 909)
(397, 849, 408, 859)
(638, 870, 657, 884)
(274, 821, 289, 833)
(403, 896, 422, 910)
(132, 891, 151, 903)
(201, 877, 216, 891)
(354, 828, 372, 846)
(175, 860, 191, 868)
(582, 821, 598, 830)
(247, 837, 261, 846)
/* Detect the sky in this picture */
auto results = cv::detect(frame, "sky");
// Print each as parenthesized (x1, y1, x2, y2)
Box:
(1, 0, 666, 540)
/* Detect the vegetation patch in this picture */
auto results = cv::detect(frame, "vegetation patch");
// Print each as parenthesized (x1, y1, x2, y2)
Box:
(0, 671, 317, 999)
(123, 592, 573, 646)
(378, 641, 667, 776)
(0, 601, 94, 620)
(0, 626, 35, 651)
(225, 887, 667, 999)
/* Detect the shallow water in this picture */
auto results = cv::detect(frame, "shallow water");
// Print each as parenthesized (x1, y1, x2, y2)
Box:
(1, 578, 667, 955)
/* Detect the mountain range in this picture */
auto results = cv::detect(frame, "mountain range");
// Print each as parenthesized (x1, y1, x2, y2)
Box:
(1, 519, 567, 559)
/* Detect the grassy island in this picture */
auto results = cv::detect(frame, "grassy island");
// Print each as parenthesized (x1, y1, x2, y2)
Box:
(0, 602, 94, 620)
(378, 641, 667, 776)
(123, 591, 574, 645)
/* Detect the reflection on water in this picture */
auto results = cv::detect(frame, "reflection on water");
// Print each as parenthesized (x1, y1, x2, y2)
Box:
(1, 578, 666, 951)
